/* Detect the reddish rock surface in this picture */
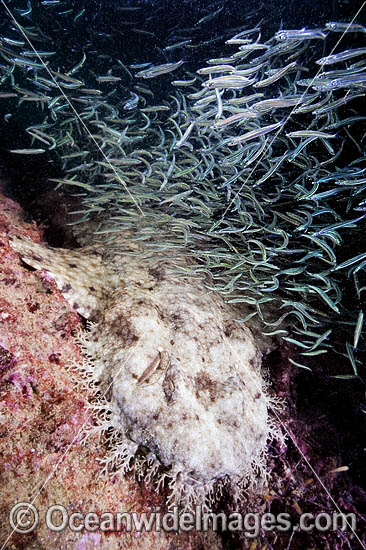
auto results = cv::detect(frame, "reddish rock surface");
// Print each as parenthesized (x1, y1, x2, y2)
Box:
(0, 186, 223, 550)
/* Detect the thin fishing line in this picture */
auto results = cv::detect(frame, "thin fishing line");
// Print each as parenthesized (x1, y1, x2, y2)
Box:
(226, 338, 366, 549)
(222, 1, 366, 219)
(0, 0, 144, 216)
(0, 334, 145, 549)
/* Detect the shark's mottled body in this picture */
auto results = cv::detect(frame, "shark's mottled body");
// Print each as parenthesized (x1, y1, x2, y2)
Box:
(10, 234, 279, 508)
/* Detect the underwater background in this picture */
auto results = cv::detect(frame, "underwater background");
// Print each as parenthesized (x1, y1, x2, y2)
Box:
(0, 0, 365, 548)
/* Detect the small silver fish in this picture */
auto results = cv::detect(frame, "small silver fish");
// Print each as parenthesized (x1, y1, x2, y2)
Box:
(135, 60, 184, 79)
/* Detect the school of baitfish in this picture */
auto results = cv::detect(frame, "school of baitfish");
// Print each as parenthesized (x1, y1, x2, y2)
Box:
(1, 0, 366, 508)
